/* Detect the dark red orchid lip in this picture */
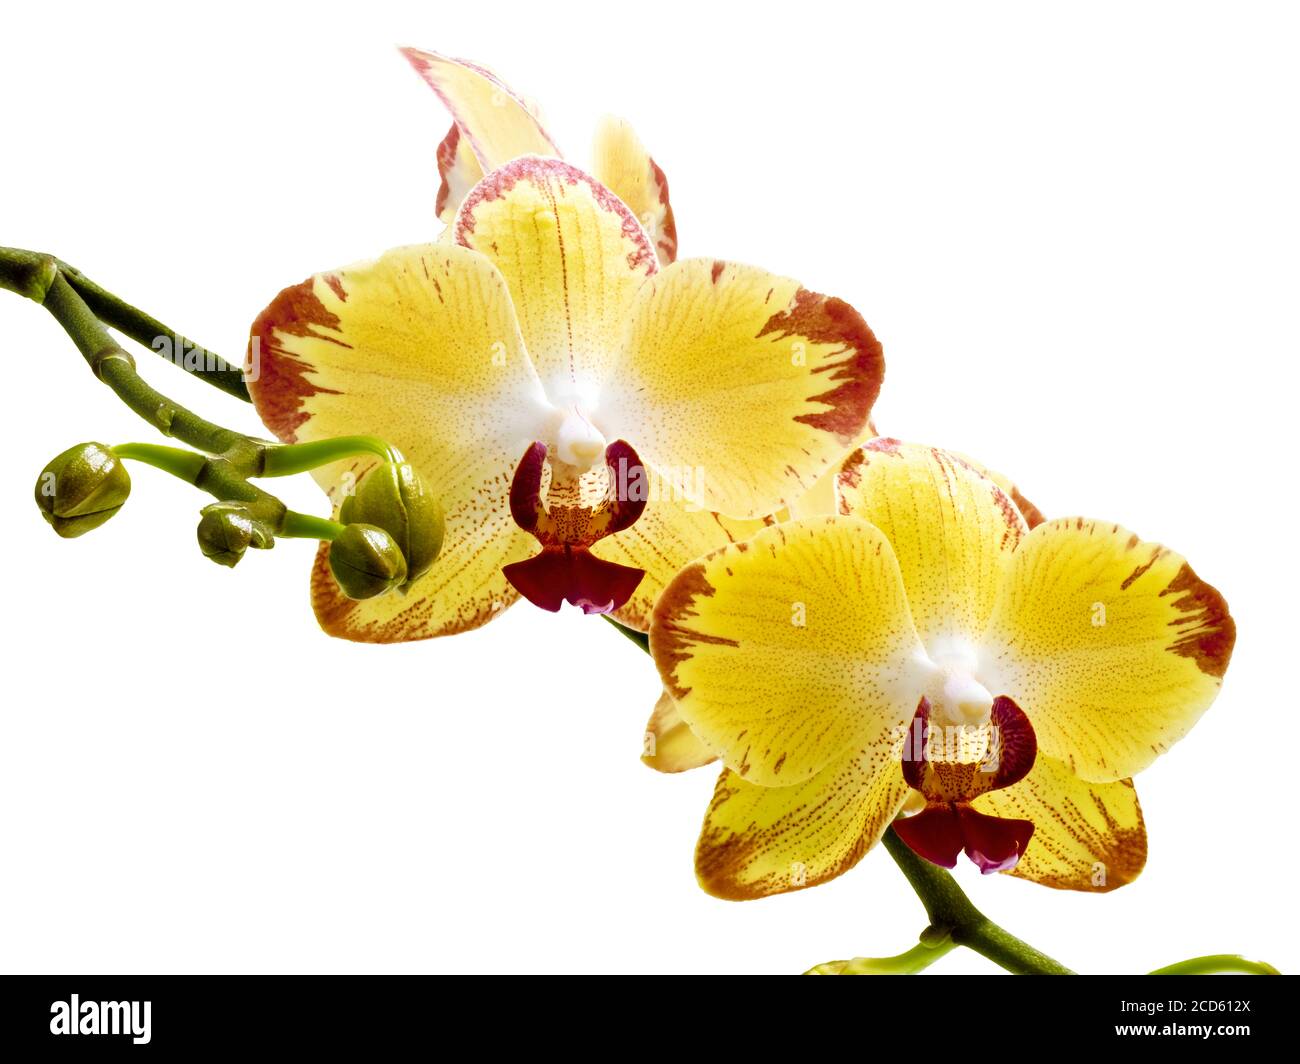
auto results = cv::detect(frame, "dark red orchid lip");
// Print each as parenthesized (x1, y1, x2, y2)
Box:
(896, 694, 1038, 874)
(502, 439, 648, 614)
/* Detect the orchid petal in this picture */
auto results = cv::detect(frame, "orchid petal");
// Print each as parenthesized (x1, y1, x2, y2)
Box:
(248, 244, 551, 640)
(835, 440, 1027, 647)
(981, 518, 1234, 781)
(696, 750, 911, 899)
(455, 156, 658, 398)
(973, 754, 1147, 890)
(592, 116, 678, 265)
(602, 259, 883, 519)
(401, 48, 558, 172)
(642, 691, 717, 774)
(651, 517, 928, 787)
(434, 123, 484, 226)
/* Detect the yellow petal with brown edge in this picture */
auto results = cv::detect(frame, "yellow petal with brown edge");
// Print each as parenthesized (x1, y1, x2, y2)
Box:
(591, 115, 677, 266)
(980, 518, 1235, 782)
(248, 244, 552, 640)
(836, 439, 1027, 647)
(651, 517, 930, 787)
(401, 48, 558, 171)
(696, 743, 911, 900)
(642, 691, 717, 774)
(455, 156, 659, 398)
(595, 489, 781, 633)
(602, 259, 883, 520)
(972, 753, 1146, 891)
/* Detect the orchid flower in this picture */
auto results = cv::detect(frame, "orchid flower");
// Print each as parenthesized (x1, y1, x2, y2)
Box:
(246, 51, 883, 640)
(641, 447, 1037, 773)
(649, 439, 1234, 899)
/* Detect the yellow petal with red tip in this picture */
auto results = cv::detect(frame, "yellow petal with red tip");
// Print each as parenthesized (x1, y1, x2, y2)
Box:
(603, 259, 883, 519)
(696, 748, 911, 900)
(401, 48, 558, 171)
(455, 156, 658, 397)
(836, 440, 1027, 646)
(981, 519, 1235, 781)
(248, 244, 551, 640)
(973, 754, 1147, 891)
(592, 115, 678, 265)
(651, 517, 928, 787)
(642, 691, 717, 774)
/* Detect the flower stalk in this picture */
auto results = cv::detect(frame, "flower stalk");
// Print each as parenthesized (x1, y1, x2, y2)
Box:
(5, 246, 440, 596)
(0, 247, 248, 399)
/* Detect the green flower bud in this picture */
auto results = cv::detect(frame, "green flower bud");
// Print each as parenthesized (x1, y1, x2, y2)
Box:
(328, 523, 408, 600)
(197, 501, 274, 568)
(338, 462, 443, 588)
(34, 442, 132, 538)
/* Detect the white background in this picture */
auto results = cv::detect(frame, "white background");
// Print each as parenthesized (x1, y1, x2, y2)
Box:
(1, 1, 1296, 974)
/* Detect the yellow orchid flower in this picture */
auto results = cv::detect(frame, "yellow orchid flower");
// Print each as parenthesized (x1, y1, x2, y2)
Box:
(400, 49, 827, 632)
(649, 439, 1234, 899)
(639, 441, 1040, 774)
(246, 52, 884, 640)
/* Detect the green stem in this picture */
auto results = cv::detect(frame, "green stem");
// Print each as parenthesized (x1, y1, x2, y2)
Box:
(603, 615, 650, 652)
(881, 827, 1073, 974)
(113, 442, 208, 482)
(0, 247, 248, 399)
(1150, 954, 1280, 976)
(806, 938, 958, 975)
(261, 435, 404, 476)
(111, 441, 284, 521)
(280, 511, 345, 540)
(40, 272, 249, 457)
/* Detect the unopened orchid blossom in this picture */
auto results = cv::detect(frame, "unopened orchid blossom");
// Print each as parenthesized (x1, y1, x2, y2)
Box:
(650, 439, 1234, 899)
(247, 49, 881, 638)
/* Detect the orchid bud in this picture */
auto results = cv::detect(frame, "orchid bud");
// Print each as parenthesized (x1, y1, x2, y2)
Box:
(338, 462, 443, 587)
(197, 501, 274, 568)
(328, 523, 408, 600)
(34, 442, 131, 538)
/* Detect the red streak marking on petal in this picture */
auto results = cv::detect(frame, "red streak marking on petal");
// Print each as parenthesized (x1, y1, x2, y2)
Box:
(650, 156, 678, 263)
(758, 289, 883, 444)
(247, 277, 345, 443)
(651, 562, 737, 703)
(1160, 561, 1235, 678)
(434, 122, 461, 218)
(324, 274, 347, 302)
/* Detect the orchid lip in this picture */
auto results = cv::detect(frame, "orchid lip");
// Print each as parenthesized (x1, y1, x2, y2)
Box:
(501, 439, 648, 615)
(896, 693, 1038, 874)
